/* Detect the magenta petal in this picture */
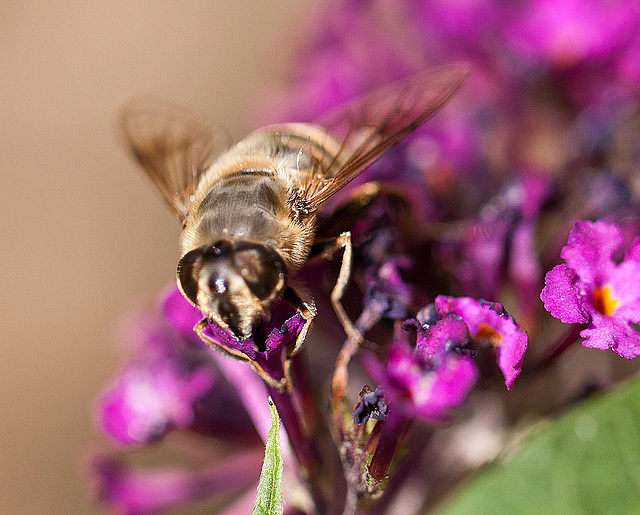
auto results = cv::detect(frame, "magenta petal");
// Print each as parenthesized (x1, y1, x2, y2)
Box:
(365, 339, 478, 423)
(608, 259, 640, 323)
(410, 355, 479, 422)
(457, 219, 511, 300)
(543, 220, 640, 361)
(90, 451, 262, 514)
(162, 281, 305, 381)
(520, 173, 551, 218)
(510, 221, 543, 323)
(434, 296, 529, 390)
(95, 361, 216, 446)
(121, 307, 183, 359)
(208, 352, 289, 457)
(162, 285, 202, 342)
(581, 313, 640, 359)
(497, 330, 528, 390)
(625, 237, 640, 262)
(541, 264, 590, 323)
(505, 0, 638, 67)
(415, 314, 472, 359)
(202, 309, 305, 381)
(560, 220, 623, 286)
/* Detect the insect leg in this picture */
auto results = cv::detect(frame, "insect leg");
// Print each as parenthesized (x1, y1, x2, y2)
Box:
(283, 286, 317, 357)
(332, 232, 364, 345)
(311, 232, 364, 345)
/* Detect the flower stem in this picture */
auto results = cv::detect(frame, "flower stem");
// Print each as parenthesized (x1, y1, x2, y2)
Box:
(534, 323, 585, 371)
(331, 311, 381, 435)
(367, 413, 411, 482)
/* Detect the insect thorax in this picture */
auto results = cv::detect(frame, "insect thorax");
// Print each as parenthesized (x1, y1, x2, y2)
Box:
(180, 124, 338, 268)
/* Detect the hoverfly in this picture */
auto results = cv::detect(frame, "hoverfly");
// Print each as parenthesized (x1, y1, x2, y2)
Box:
(121, 64, 468, 391)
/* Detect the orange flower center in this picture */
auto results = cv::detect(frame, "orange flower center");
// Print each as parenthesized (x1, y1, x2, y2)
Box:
(593, 285, 618, 316)
(476, 323, 503, 348)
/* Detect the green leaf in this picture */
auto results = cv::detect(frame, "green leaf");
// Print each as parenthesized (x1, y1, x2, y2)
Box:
(253, 397, 284, 515)
(437, 375, 640, 515)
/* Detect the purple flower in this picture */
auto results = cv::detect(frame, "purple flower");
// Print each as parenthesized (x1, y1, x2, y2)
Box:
(96, 359, 216, 446)
(94, 296, 228, 446)
(200, 309, 304, 387)
(90, 451, 262, 514)
(161, 285, 202, 343)
(505, 0, 639, 69)
(455, 217, 512, 301)
(508, 174, 550, 323)
(366, 321, 479, 424)
(413, 310, 475, 360)
(91, 288, 286, 512)
(541, 220, 640, 358)
(254, 2, 418, 127)
(405, 110, 484, 182)
(618, 34, 640, 91)
(359, 258, 415, 329)
(433, 296, 529, 390)
(163, 284, 305, 386)
(415, 0, 505, 46)
(445, 175, 549, 306)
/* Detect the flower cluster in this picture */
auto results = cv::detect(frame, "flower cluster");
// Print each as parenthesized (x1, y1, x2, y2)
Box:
(366, 295, 527, 429)
(91, 0, 640, 513)
(90, 291, 269, 512)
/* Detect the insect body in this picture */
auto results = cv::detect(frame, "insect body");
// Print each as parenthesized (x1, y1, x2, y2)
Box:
(121, 65, 468, 390)
(178, 125, 341, 352)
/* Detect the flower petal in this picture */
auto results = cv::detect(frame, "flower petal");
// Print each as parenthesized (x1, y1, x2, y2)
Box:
(435, 296, 529, 390)
(366, 339, 478, 423)
(608, 254, 640, 323)
(580, 312, 640, 359)
(95, 360, 216, 446)
(410, 354, 479, 422)
(541, 263, 590, 323)
(560, 220, 623, 286)
(162, 285, 202, 342)
(414, 312, 472, 359)
(89, 451, 262, 514)
(201, 310, 304, 381)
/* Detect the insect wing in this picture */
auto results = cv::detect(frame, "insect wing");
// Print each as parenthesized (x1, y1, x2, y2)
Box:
(301, 64, 469, 210)
(120, 97, 231, 222)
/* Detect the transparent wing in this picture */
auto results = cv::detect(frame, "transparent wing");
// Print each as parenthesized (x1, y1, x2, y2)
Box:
(298, 64, 469, 211)
(119, 97, 231, 222)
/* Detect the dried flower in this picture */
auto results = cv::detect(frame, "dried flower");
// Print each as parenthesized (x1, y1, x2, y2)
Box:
(353, 386, 389, 425)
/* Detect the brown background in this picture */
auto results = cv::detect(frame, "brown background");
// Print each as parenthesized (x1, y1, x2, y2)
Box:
(0, 2, 309, 512)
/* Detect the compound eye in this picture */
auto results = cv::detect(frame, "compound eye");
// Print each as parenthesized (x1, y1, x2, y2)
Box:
(176, 246, 208, 306)
(233, 246, 285, 301)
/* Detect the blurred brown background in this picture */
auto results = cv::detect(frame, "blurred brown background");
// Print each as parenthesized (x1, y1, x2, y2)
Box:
(0, 2, 308, 512)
